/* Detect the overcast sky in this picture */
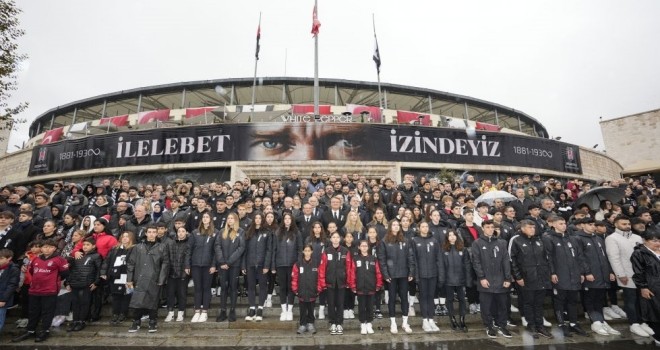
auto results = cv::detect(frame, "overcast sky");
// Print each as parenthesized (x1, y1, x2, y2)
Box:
(8, 0, 660, 152)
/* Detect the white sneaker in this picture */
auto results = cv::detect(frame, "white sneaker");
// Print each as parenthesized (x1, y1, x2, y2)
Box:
(602, 322, 621, 335)
(66, 312, 74, 322)
(264, 298, 272, 308)
(366, 323, 374, 334)
(630, 323, 650, 337)
(188, 279, 194, 288)
(429, 319, 440, 332)
(165, 311, 175, 322)
(603, 307, 620, 320)
(176, 311, 185, 322)
(280, 305, 287, 321)
(361, 323, 368, 335)
(330, 324, 337, 334)
(349, 309, 355, 319)
(384, 291, 389, 304)
(286, 311, 293, 321)
(591, 321, 609, 335)
(408, 306, 416, 317)
(402, 323, 412, 333)
(216, 287, 222, 296)
(390, 322, 398, 334)
(191, 312, 201, 323)
(413, 295, 419, 304)
(543, 318, 552, 327)
(510, 304, 519, 313)
(318, 306, 325, 320)
(343, 310, 349, 319)
(610, 305, 627, 318)
(198, 312, 208, 322)
(469, 303, 478, 314)
(211, 288, 217, 297)
(584, 312, 591, 321)
(521, 317, 528, 327)
(640, 323, 655, 336)
(422, 319, 433, 332)
(476, 304, 481, 313)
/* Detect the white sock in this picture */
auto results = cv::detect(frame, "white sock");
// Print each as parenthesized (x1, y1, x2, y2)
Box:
(281, 304, 287, 313)
(390, 317, 396, 325)
(402, 316, 409, 325)
(258, 306, 263, 310)
(439, 298, 446, 305)
(287, 304, 293, 312)
(434, 298, 439, 305)
(267, 294, 272, 301)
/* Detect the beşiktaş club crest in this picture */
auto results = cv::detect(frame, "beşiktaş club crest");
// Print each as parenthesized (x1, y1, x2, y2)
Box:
(565, 146, 575, 161)
(38, 148, 47, 163)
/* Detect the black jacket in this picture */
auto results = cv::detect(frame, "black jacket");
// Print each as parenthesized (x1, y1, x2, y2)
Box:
(410, 235, 443, 280)
(101, 245, 132, 295)
(67, 250, 102, 288)
(575, 231, 613, 289)
(214, 229, 245, 268)
(242, 227, 272, 270)
(631, 244, 660, 322)
(0, 262, 20, 305)
(377, 239, 415, 280)
(292, 255, 324, 302)
(471, 235, 511, 293)
(442, 245, 473, 287)
(456, 223, 483, 248)
(272, 229, 303, 268)
(510, 198, 534, 221)
(185, 230, 219, 268)
(351, 253, 381, 295)
(499, 218, 518, 242)
(509, 234, 552, 290)
(542, 230, 589, 290)
(324, 244, 351, 288)
(167, 237, 189, 279)
(428, 221, 451, 243)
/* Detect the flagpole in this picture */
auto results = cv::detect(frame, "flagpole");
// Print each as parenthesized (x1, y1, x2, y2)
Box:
(313, 0, 320, 119)
(250, 12, 262, 122)
(373, 14, 383, 123)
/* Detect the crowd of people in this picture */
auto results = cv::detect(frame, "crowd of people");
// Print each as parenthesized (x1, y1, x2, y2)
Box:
(0, 171, 658, 344)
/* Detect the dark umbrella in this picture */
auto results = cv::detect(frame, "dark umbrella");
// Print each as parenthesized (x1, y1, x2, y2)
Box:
(573, 187, 625, 211)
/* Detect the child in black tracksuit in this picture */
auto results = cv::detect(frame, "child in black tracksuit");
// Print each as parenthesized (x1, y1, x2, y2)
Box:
(66, 238, 102, 332)
(292, 244, 326, 334)
(342, 231, 359, 320)
(350, 240, 383, 335)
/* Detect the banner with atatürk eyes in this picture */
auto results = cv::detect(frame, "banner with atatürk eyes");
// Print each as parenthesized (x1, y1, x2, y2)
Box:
(28, 123, 581, 176)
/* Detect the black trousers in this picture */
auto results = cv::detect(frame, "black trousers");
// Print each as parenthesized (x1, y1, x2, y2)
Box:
(219, 266, 240, 310)
(480, 292, 508, 328)
(111, 292, 131, 316)
(466, 286, 479, 304)
(132, 308, 157, 321)
(71, 287, 93, 322)
(167, 277, 187, 312)
(357, 294, 374, 323)
(299, 300, 316, 325)
(582, 287, 606, 322)
(326, 285, 345, 324)
(277, 266, 295, 305)
(191, 266, 213, 310)
(552, 288, 579, 323)
(246, 266, 268, 307)
(344, 288, 355, 310)
(90, 280, 105, 320)
(388, 277, 409, 317)
(521, 289, 546, 329)
(26, 294, 57, 333)
(446, 285, 466, 317)
(418, 277, 436, 319)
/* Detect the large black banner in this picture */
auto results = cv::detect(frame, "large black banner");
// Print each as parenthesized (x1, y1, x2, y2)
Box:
(29, 123, 582, 176)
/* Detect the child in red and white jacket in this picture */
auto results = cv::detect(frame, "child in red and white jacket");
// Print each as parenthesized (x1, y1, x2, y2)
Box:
(292, 244, 326, 335)
(349, 240, 383, 335)
(12, 239, 69, 343)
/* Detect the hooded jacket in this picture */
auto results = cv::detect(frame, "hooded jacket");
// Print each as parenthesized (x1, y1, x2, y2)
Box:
(631, 244, 660, 322)
(575, 231, 613, 289)
(542, 230, 589, 290)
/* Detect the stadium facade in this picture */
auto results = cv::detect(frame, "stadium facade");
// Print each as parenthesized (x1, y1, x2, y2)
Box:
(1, 77, 622, 185)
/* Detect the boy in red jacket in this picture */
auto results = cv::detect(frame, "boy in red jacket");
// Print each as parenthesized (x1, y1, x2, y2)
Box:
(12, 239, 69, 343)
(292, 244, 326, 334)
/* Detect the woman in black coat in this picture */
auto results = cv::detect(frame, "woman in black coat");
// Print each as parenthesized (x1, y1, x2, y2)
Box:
(631, 228, 660, 343)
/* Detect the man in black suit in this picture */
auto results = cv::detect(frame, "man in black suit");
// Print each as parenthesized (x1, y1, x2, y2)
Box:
(342, 196, 369, 225)
(510, 188, 533, 222)
(296, 203, 319, 242)
(322, 196, 346, 230)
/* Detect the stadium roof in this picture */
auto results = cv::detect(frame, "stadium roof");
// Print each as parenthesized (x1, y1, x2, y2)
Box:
(29, 77, 548, 138)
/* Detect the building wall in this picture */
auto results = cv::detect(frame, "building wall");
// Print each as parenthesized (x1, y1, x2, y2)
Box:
(600, 109, 660, 171)
(0, 144, 623, 186)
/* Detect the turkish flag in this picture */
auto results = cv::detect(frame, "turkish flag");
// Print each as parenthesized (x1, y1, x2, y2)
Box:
(475, 121, 502, 132)
(396, 110, 432, 126)
(137, 109, 170, 124)
(185, 107, 217, 119)
(41, 127, 64, 145)
(292, 104, 331, 115)
(99, 114, 129, 127)
(346, 104, 381, 122)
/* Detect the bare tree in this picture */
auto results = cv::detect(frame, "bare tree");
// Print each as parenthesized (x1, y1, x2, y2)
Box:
(0, 0, 28, 140)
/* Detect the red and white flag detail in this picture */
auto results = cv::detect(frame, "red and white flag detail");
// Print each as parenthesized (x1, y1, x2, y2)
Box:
(185, 107, 217, 119)
(137, 109, 170, 124)
(292, 104, 331, 115)
(346, 104, 381, 122)
(311, 4, 321, 37)
(99, 114, 129, 127)
(41, 127, 64, 145)
(396, 110, 431, 126)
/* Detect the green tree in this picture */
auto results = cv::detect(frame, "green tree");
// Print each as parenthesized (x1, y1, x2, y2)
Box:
(0, 0, 28, 140)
